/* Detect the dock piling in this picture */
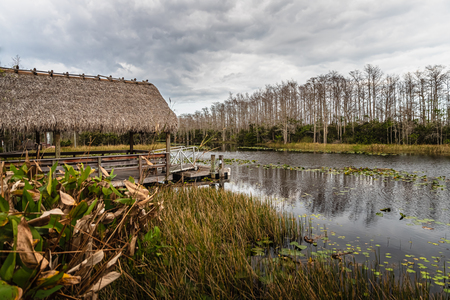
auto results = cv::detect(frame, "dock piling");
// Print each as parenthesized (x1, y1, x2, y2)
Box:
(219, 155, 224, 178)
(210, 155, 216, 179)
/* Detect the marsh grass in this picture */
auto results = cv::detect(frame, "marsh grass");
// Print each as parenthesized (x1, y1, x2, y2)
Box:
(103, 187, 446, 299)
(264, 142, 450, 156)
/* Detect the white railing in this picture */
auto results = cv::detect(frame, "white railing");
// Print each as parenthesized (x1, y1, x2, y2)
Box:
(151, 146, 199, 173)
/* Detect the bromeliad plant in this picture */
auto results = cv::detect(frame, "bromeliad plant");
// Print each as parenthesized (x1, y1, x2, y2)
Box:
(0, 157, 163, 299)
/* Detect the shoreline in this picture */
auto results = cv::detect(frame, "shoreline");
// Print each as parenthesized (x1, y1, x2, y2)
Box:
(254, 142, 450, 156)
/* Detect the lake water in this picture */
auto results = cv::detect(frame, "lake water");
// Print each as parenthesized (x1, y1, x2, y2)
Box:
(203, 149, 450, 287)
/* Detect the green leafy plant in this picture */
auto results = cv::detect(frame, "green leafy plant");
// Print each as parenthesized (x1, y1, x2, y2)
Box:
(0, 158, 163, 299)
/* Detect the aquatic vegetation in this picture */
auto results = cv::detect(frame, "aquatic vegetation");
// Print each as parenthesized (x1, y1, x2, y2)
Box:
(241, 142, 450, 157)
(258, 163, 448, 189)
(197, 157, 257, 166)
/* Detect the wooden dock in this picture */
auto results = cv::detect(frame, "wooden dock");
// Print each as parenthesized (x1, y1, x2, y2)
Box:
(0, 151, 229, 186)
(110, 169, 172, 187)
(173, 166, 229, 181)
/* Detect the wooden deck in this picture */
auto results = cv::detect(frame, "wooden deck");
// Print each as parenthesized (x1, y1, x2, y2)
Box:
(1, 151, 229, 186)
(172, 165, 230, 181)
(110, 168, 172, 187)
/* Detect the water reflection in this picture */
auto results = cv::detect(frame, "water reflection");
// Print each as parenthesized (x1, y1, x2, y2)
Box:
(219, 157, 450, 270)
(208, 149, 450, 177)
(229, 165, 450, 225)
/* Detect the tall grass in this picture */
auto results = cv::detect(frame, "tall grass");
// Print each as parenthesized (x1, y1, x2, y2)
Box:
(265, 142, 450, 156)
(103, 187, 444, 299)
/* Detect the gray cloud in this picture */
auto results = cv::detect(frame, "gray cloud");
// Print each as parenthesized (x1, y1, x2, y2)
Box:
(1, 0, 449, 114)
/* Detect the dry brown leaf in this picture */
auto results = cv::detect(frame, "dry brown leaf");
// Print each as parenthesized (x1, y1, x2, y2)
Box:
(142, 156, 153, 166)
(37, 270, 81, 287)
(50, 253, 59, 270)
(103, 212, 115, 224)
(100, 166, 110, 177)
(36, 270, 60, 286)
(28, 189, 41, 202)
(113, 207, 127, 218)
(17, 217, 49, 270)
(137, 188, 158, 207)
(14, 287, 23, 300)
(57, 273, 81, 285)
(34, 161, 43, 173)
(73, 215, 93, 234)
(105, 252, 122, 269)
(28, 208, 65, 227)
(10, 180, 24, 192)
(129, 236, 138, 256)
(67, 250, 105, 274)
(124, 180, 148, 201)
(60, 190, 76, 206)
(86, 271, 121, 293)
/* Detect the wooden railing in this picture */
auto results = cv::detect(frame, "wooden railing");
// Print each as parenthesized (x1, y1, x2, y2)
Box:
(0, 149, 150, 160)
(2, 152, 171, 183)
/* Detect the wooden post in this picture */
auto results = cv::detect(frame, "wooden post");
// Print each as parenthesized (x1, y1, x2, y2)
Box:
(210, 154, 216, 179)
(166, 132, 171, 153)
(166, 133, 171, 181)
(219, 155, 224, 178)
(54, 131, 61, 158)
(0, 161, 4, 198)
(165, 152, 170, 182)
(129, 132, 134, 154)
(138, 155, 142, 183)
(97, 157, 102, 179)
(35, 131, 40, 159)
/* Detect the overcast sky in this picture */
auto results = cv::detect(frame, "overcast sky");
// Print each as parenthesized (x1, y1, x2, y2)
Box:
(1, 0, 449, 115)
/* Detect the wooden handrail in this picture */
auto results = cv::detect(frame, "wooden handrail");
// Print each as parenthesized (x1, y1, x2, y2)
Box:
(2, 153, 166, 167)
(0, 150, 164, 160)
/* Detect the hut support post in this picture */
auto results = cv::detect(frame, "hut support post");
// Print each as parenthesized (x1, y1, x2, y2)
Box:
(129, 132, 134, 154)
(35, 131, 40, 159)
(165, 133, 171, 181)
(166, 133, 171, 153)
(54, 131, 61, 158)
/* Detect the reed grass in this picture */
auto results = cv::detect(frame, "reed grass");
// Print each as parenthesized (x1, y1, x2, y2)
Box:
(103, 187, 445, 299)
(265, 142, 450, 156)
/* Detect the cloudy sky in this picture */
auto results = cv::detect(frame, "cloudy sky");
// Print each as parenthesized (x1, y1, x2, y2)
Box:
(1, 0, 449, 115)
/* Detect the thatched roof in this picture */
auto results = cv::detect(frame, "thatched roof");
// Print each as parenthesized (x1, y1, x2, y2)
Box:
(0, 67, 178, 134)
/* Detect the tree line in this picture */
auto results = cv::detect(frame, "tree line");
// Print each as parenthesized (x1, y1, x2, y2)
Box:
(178, 64, 450, 145)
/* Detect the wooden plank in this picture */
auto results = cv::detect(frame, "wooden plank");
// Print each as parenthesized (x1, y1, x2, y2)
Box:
(111, 174, 173, 187)
(0, 150, 167, 159)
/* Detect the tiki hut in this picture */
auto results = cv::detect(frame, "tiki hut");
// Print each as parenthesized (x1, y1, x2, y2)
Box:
(0, 67, 178, 157)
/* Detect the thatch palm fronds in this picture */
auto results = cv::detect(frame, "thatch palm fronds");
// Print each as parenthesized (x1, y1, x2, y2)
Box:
(0, 68, 177, 134)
